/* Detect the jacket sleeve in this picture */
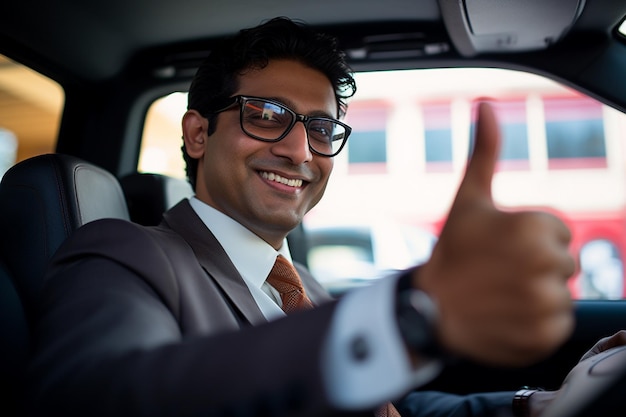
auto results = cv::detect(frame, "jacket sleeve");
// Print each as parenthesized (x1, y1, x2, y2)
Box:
(395, 390, 516, 417)
(26, 219, 346, 417)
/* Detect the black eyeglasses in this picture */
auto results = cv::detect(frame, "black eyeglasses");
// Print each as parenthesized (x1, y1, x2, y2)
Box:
(210, 95, 352, 157)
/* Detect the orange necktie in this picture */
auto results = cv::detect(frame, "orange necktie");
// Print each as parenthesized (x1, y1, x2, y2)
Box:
(266, 255, 314, 313)
(267, 256, 400, 417)
(375, 403, 401, 417)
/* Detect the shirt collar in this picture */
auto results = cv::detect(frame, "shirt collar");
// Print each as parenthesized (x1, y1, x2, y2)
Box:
(189, 197, 292, 290)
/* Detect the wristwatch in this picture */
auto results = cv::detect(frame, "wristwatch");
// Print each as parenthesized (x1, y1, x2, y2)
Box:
(394, 269, 442, 358)
(513, 387, 543, 417)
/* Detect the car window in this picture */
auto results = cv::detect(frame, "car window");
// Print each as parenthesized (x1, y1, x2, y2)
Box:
(140, 67, 626, 300)
(139, 92, 188, 178)
(0, 54, 63, 177)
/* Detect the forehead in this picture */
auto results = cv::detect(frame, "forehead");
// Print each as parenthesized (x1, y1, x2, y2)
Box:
(236, 60, 338, 116)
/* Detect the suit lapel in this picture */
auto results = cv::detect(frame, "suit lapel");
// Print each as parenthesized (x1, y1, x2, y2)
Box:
(163, 200, 268, 326)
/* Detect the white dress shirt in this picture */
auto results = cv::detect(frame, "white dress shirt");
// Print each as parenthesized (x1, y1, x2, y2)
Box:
(189, 197, 441, 411)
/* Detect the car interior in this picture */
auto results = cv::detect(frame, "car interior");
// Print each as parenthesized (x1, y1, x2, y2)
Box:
(2, 0, 626, 416)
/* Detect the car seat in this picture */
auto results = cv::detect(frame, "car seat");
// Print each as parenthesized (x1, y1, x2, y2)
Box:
(0, 261, 29, 417)
(0, 153, 130, 416)
(120, 172, 193, 226)
(0, 153, 130, 323)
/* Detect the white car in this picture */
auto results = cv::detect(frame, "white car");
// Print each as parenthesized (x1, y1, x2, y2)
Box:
(305, 222, 437, 295)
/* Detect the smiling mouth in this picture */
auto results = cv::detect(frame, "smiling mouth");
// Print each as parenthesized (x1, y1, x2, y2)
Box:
(260, 171, 304, 188)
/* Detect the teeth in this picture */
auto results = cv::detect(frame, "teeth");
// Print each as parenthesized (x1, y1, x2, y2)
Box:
(261, 171, 303, 188)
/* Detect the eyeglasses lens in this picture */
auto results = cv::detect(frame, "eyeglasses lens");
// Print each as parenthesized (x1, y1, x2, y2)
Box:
(241, 98, 346, 156)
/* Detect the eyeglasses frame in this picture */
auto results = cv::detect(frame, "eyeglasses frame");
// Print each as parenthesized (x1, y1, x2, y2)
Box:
(207, 95, 352, 157)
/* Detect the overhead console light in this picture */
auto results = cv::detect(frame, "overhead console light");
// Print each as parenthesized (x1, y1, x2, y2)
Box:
(437, 0, 586, 56)
(344, 31, 450, 62)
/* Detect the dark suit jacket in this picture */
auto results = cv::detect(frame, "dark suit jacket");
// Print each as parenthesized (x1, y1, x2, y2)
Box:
(26, 199, 515, 417)
(27, 199, 350, 417)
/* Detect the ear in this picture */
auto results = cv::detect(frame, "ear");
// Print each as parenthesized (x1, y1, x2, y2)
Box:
(182, 110, 208, 159)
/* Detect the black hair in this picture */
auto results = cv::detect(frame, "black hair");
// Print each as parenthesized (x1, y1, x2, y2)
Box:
(182, 16, 356, 190)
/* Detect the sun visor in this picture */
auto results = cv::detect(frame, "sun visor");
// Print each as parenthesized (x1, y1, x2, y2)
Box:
(438, 0, 586, 56)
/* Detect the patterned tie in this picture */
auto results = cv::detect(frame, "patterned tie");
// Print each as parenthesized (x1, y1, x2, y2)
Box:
(375, 403, 401, 417)
(266, 255, 314, 313)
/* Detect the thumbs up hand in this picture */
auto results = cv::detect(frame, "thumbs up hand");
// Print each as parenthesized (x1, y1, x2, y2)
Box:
(416, 102, 575, 366)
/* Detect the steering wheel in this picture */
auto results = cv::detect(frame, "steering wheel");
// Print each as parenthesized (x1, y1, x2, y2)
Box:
(540, 345, 626, 417)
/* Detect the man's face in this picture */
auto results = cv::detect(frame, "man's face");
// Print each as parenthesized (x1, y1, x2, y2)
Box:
(188, 59, 337, 248)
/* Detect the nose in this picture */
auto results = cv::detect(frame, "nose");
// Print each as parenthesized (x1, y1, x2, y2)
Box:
(270, 121, 313, 164)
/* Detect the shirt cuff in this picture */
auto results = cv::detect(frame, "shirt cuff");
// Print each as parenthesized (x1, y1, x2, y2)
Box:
(321, 272, 442, 410)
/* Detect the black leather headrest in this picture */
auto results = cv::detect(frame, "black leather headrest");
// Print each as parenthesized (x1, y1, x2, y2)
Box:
(0, 153, 130, 320)
(120, 172, 193, 226)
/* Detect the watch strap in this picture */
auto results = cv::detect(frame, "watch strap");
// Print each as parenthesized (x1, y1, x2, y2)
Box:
(513, 387, 543, 417)
(395, 268, 441, 358)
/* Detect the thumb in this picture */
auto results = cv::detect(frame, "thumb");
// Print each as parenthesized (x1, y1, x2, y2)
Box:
(455, 101, 501, 205)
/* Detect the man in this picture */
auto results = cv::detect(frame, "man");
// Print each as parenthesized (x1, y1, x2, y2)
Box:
(26, 17, 575, 416)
